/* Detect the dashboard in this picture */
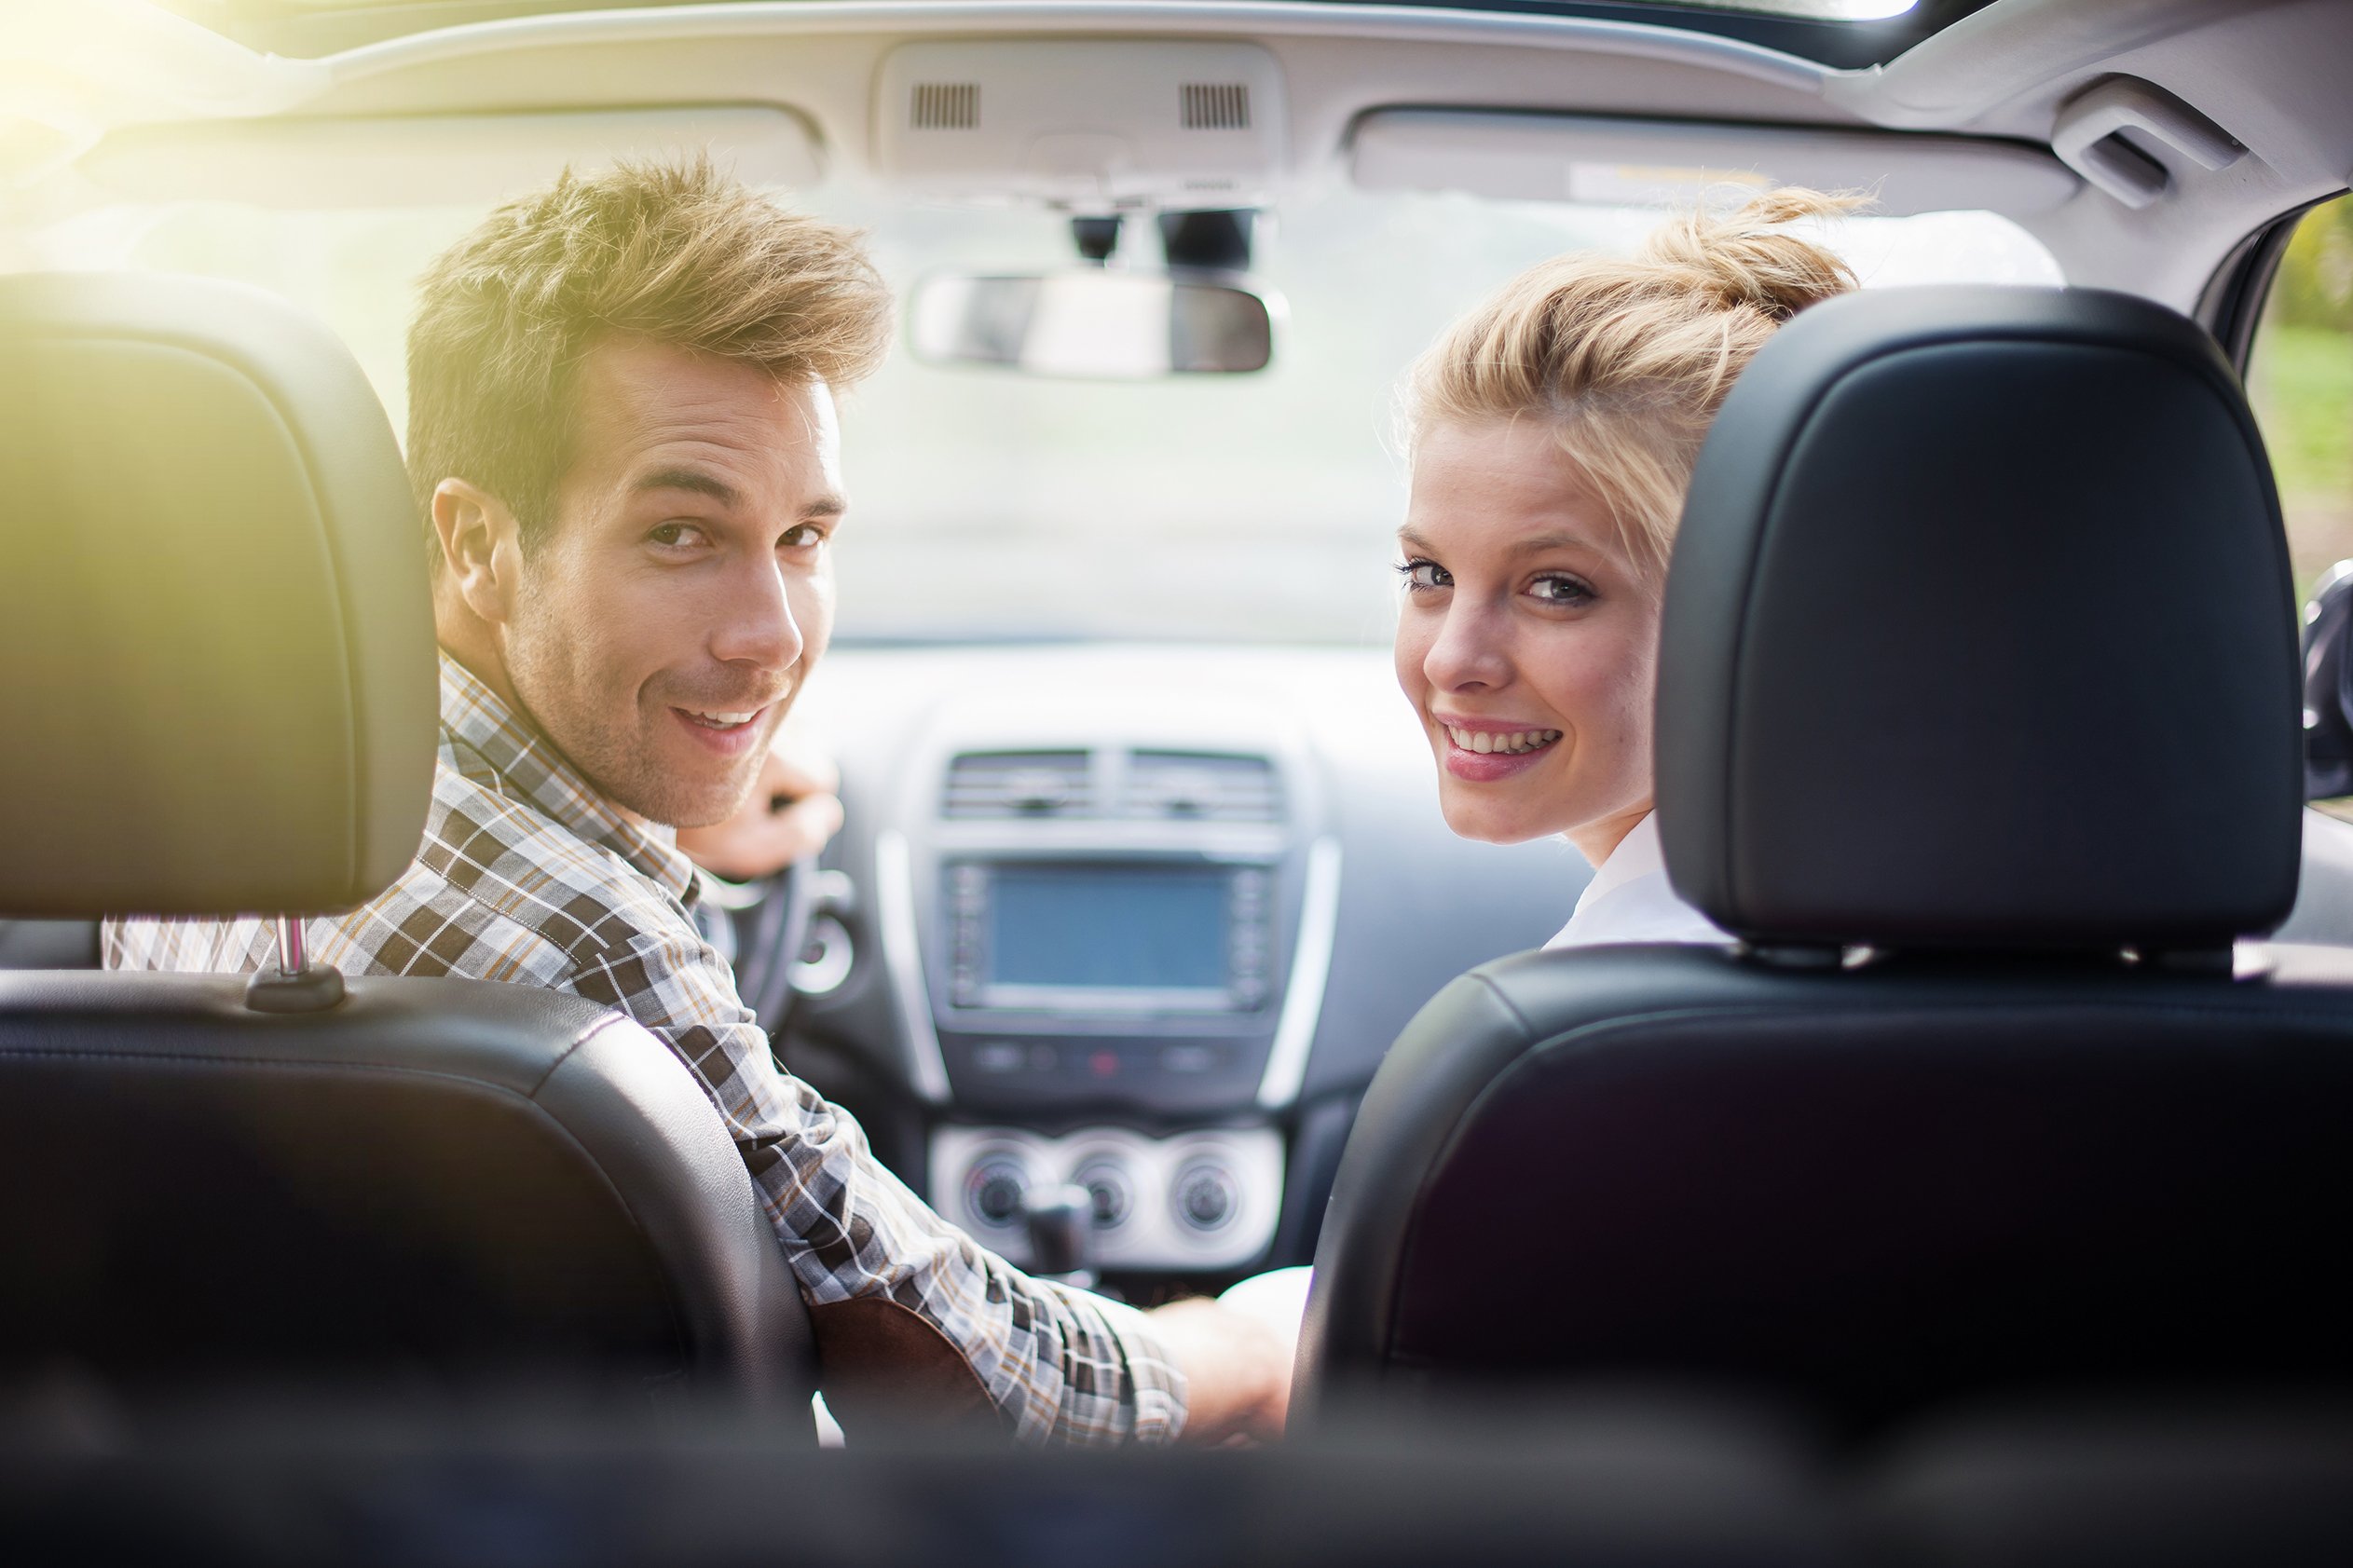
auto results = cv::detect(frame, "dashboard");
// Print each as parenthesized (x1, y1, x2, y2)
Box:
(775, 642, 2353, 1288)
(779, 644, 1581, 1282)
(17, 640, 2353, 1291)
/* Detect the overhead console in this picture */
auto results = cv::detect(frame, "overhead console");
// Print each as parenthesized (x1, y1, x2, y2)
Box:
(871, 39, 1290, 209)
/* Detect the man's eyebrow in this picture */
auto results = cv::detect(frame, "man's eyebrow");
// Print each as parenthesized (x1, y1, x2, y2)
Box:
(805, 493, 848, 520)
(632, 467, 741, 506)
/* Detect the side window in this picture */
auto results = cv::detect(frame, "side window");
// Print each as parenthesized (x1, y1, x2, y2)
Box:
(2248, 194, 2353, 818)
(2248, 193, 2353, 598)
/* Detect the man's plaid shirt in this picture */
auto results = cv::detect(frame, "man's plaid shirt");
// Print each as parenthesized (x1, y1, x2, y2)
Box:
(106, 653, 1185, 1445)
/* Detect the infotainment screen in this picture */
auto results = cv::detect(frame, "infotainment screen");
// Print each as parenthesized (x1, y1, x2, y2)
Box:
(987, 865, 1230, 992)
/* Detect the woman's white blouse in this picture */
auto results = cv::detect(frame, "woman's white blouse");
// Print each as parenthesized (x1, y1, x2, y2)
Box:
(1545, 812, 1731, 949)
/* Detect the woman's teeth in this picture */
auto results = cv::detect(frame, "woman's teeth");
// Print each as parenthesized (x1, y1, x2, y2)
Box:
(1446, 725, 1562, 756)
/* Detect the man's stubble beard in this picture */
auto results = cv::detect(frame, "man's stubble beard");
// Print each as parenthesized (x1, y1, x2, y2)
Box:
(503, 597, 772, 830)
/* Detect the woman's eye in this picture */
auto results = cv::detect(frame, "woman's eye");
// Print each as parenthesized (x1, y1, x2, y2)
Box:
(1527, 573, 1596, 607)
(1396, 558, 1452, 592)
(648, 522, 707, 550)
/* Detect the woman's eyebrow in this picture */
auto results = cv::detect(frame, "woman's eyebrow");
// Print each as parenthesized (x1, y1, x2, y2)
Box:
(1396, 527, 1434, 552)
(1509, 530, 1606, 556)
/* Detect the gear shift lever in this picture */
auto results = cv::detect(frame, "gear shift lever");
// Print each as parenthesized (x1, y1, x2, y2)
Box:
(1022, 1182, 1096, 1290)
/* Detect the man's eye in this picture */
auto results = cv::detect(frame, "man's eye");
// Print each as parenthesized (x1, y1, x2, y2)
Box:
(780, 524, 827, 550)
(649, 522, 707, 549)
(1528, 573, 1596, 607)
(1396, 558, 1452, 592)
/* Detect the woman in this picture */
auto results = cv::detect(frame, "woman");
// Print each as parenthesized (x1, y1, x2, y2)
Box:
(1393, 188, 1858, 948)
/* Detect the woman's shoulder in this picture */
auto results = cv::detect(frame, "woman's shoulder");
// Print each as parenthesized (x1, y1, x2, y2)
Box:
(1545, 866, 1730, 950)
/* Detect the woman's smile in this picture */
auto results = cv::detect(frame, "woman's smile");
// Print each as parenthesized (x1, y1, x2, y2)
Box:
(1434, 714, 1566, 781)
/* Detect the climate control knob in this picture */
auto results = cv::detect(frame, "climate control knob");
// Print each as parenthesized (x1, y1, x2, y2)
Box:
(1073, 1156, 1133, 1231)
(1171, 1158, 1238, 1233)
(966, 1154, 1030, 1230)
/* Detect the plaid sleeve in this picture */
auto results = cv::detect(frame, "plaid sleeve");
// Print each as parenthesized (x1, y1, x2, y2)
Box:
(562, 923, 1188, 1446)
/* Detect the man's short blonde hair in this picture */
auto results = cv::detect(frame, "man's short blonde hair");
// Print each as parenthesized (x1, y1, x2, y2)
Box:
(407, 157, 893, 570)
(1406, 186, 1862, 579)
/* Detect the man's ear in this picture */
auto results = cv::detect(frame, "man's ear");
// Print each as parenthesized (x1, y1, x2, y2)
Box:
(431, 478, 524, 628)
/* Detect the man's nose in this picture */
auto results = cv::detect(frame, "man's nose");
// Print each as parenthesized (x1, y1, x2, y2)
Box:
(709, 554, 804, 673)
(1423, 598, 1512, 692)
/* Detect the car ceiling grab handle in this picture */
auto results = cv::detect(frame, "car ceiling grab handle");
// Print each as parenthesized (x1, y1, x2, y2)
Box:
(2051, 76, 2245, 211)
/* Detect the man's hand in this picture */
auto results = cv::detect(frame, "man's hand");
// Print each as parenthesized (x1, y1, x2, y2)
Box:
(676, 728, 843, 881)
(1147, 1296, 1294, 1445)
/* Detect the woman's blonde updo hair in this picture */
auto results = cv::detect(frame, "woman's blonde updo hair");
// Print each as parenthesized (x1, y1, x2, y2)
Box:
(1406, 186, 1863, 579)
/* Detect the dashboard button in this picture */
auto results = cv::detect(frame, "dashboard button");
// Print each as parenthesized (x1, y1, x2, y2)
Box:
(973, 1040, 1026, 1074)
(1160, 1043, 1219, 1075)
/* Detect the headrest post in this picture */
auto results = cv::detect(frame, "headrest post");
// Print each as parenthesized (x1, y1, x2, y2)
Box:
(244, 917, 346, 1015)
(1741, 942, 1843, 971)
(275, 916, 307, 979)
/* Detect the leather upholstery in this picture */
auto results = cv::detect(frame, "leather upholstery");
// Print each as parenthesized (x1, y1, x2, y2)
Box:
(1300, 288, 2346, 1431)
(0, 271, 815, 1422)
(0, 271, 436, 918)
(0, 972, 814, 1410)
(1298, 943, 2353, 1429)
(1658, 286, 2300, 950)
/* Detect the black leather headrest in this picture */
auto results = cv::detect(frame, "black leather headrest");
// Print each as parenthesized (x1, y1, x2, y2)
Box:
(1657, 285, 2301, 951)
(0, 273, 435, 918)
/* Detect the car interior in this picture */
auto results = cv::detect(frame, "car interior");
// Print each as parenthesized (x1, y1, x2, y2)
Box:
(6, 0, 2353, 1561)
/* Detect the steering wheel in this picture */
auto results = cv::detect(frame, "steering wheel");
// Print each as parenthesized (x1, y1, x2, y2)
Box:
(722, 852, 824, 1035)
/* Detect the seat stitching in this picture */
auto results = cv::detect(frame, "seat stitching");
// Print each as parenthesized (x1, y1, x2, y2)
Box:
(524, 1008, 637, 1098)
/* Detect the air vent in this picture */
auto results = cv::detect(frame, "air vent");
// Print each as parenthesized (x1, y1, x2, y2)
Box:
(1123, 751, 1280, 823)
(1180, 83, 1251, 131)
(943, 751, 1092, 818)
(910, 82, 978, 130)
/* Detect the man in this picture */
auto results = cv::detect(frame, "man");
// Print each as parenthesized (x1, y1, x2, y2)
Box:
(106, 158, 1289, 1445)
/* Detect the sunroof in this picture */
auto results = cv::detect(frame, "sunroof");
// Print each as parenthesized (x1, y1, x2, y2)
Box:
(166, 0, 1996, 70)
(1621, 0, 1920, 16)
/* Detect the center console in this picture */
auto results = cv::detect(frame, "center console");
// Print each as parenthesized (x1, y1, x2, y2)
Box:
(871, 693, 1337, 1271)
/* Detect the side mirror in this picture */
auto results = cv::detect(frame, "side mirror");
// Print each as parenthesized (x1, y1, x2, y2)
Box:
(909, 271, 1276, 378)
(2303, 560, 2353, 799)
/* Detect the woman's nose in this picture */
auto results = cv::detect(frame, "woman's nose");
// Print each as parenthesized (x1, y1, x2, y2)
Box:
(709, 555, 805, 674)
(1423, 599, 1513, 692)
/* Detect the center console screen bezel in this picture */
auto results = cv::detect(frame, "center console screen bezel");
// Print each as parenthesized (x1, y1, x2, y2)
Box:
(944, 854, 1275, 1016)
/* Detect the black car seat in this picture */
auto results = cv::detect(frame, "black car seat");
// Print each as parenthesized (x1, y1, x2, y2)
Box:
(1295, 285, 2353, 1434)
(0, 272, 814, 1417)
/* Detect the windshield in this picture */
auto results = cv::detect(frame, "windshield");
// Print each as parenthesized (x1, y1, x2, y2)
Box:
(24, 184, 2057, 644)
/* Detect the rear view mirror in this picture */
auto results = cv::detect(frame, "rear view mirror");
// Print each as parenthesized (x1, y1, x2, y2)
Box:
(909, 271, 1275, 378)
